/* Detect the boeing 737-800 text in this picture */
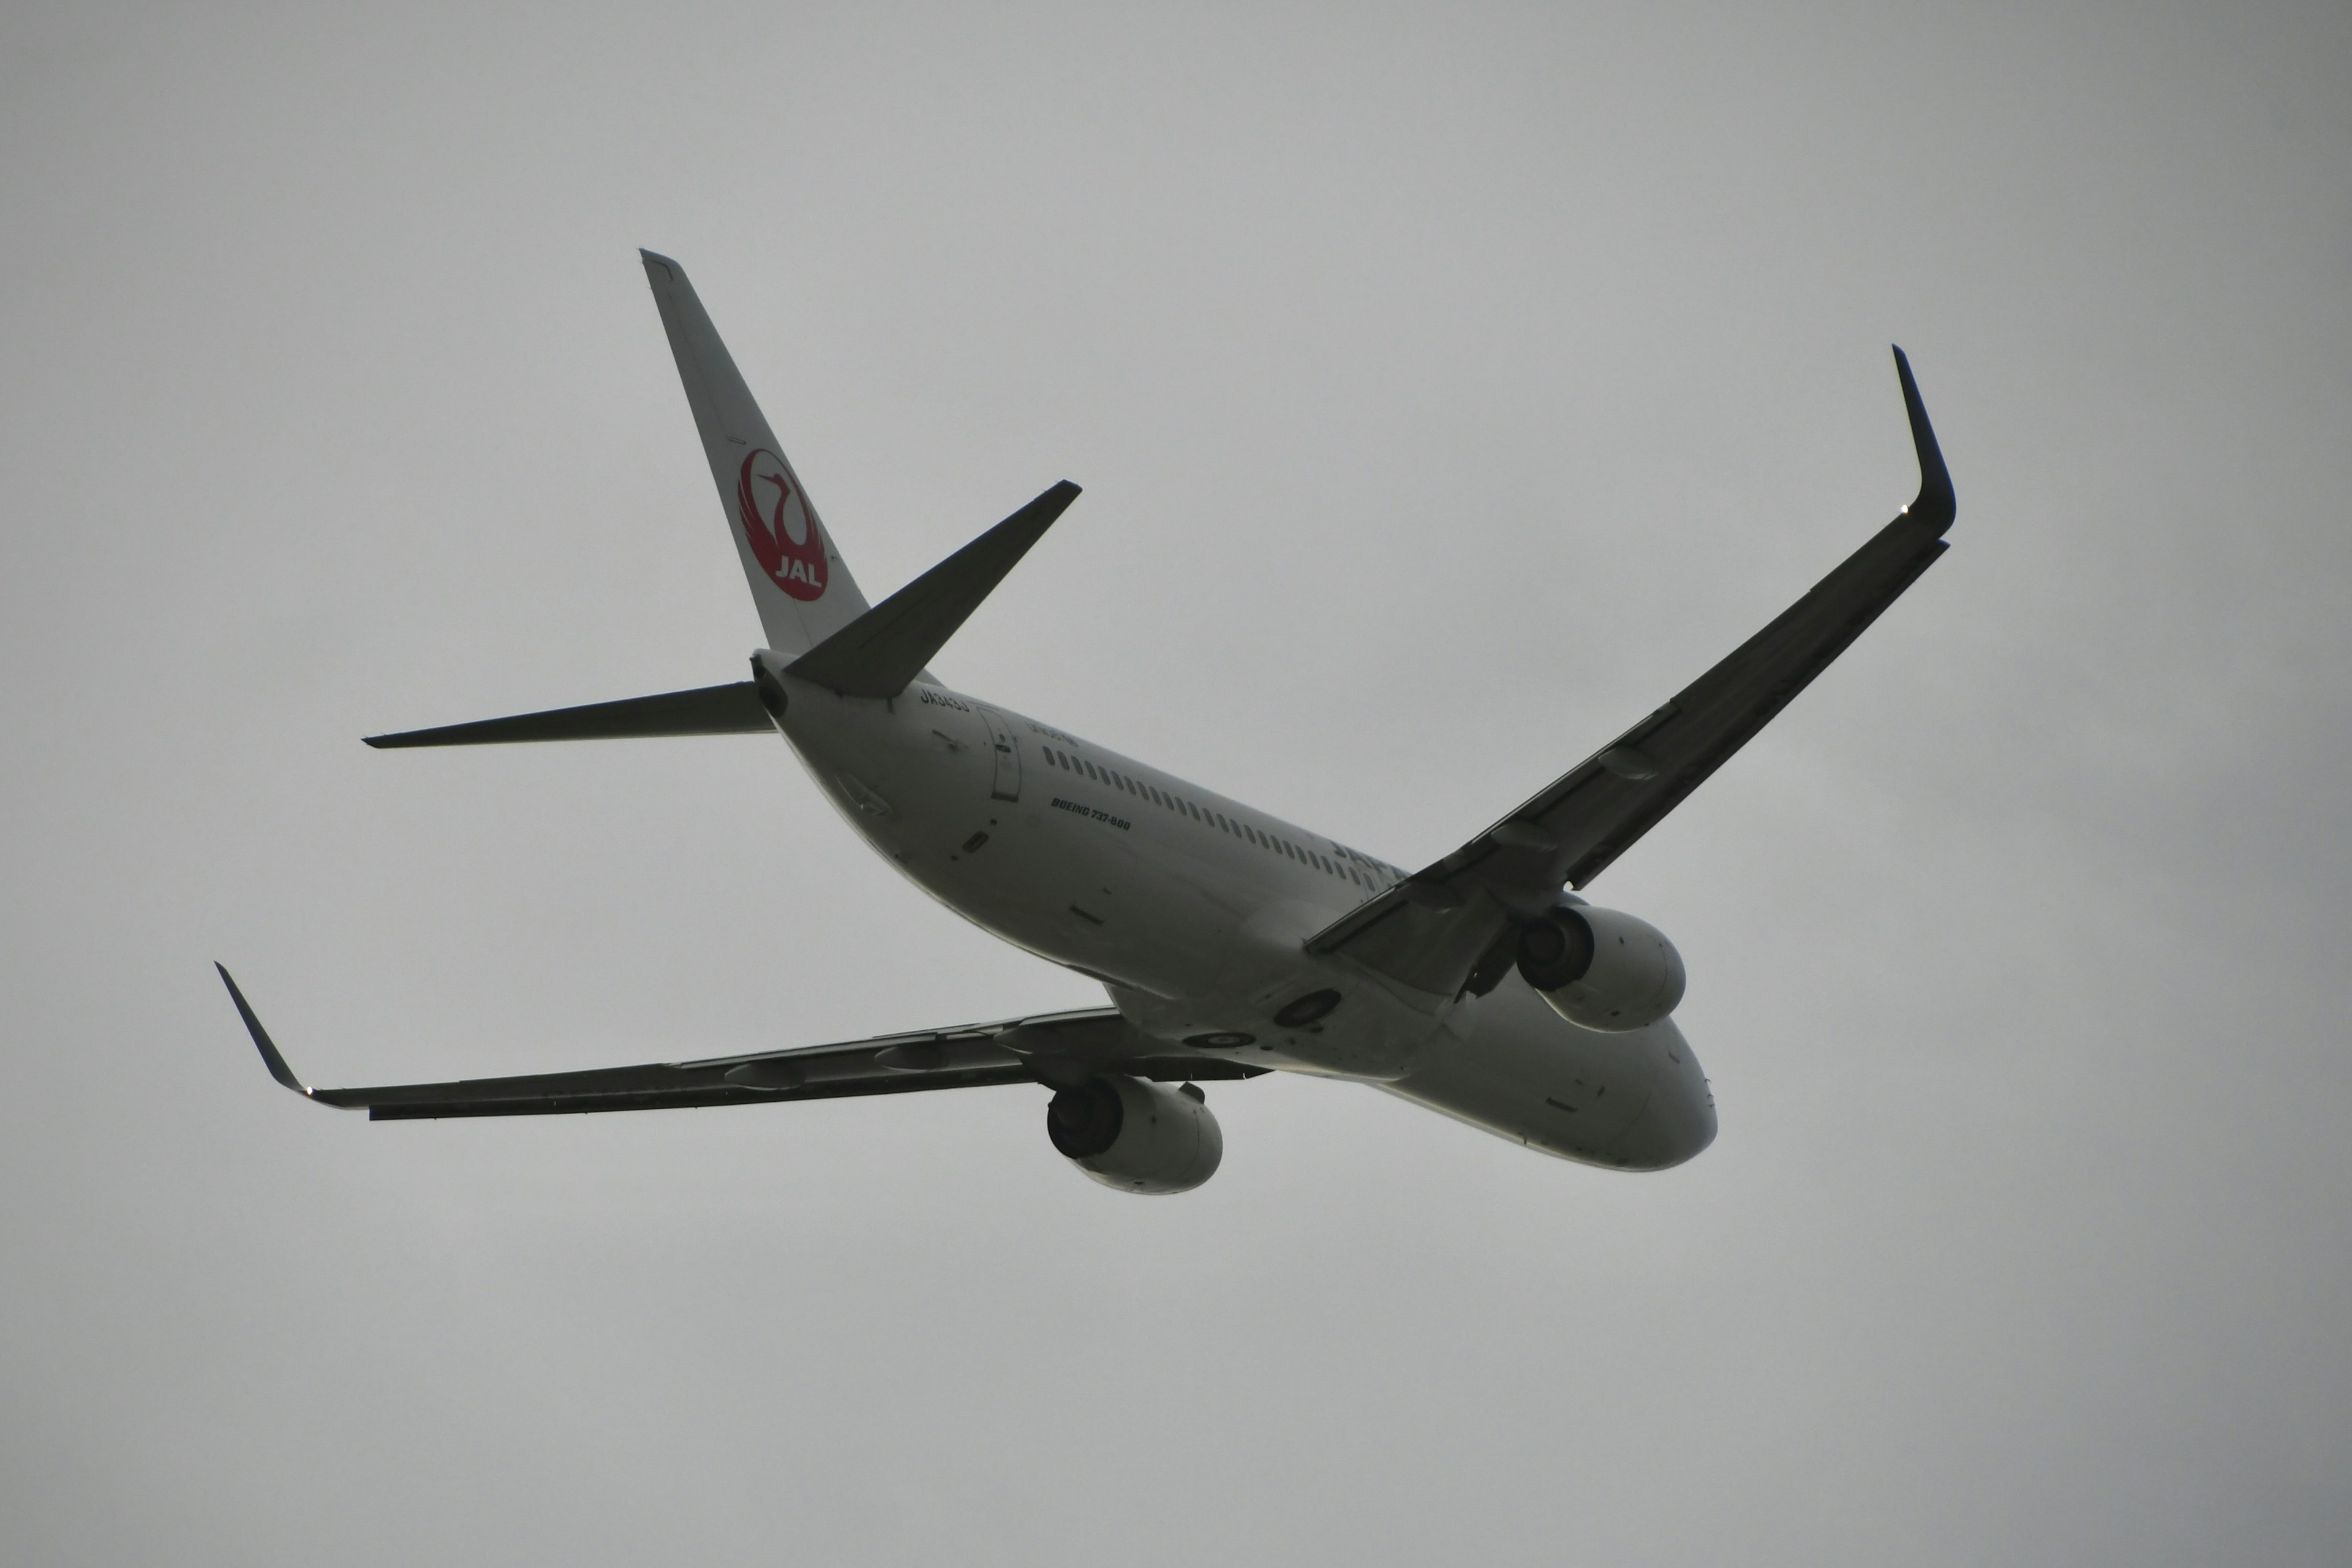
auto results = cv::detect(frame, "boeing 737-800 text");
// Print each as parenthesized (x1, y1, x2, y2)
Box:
(219, 252, 1956, 1194)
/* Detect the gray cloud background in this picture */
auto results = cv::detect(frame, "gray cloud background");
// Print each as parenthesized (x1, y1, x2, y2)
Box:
(4, 2, 2348, 1562)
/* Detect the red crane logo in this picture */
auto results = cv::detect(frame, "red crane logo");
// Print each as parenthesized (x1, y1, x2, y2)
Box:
(736, 448, 829, 601)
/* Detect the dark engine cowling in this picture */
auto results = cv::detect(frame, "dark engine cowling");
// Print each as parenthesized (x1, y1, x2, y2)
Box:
(1046, 1076, 1223, 1194)
(1517, 904, 1686, 1032)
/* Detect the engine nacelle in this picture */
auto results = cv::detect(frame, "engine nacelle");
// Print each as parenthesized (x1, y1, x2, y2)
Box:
(1517, 904, 1686, 1032)
(1046, 1076, 1223, 1194)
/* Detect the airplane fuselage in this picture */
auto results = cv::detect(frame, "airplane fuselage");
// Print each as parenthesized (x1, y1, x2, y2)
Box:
(762, 654, 1719, 1170)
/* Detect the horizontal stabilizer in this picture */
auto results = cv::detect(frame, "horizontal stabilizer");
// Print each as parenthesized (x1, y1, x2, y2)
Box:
(364, 682, 772, 748)
(787, 481, 1080, 698)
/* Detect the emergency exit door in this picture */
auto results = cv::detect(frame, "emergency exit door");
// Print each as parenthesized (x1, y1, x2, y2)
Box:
(979, 708, 1021, 802)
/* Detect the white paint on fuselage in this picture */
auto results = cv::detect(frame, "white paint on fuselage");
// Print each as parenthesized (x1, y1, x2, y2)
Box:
(763, 657, 1716, 1171)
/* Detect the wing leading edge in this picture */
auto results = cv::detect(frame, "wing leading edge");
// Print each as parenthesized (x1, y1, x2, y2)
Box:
(216, 966, 1262, 1121)
(1310, 347, 1956, 997)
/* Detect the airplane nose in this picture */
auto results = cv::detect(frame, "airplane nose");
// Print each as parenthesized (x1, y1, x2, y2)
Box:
(1606, 1027, 1717, 1170)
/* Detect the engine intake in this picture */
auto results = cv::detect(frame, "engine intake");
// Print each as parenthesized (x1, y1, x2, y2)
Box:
(1517, 905, 1686, 1032)
(1047, 1076, 1223, 1194)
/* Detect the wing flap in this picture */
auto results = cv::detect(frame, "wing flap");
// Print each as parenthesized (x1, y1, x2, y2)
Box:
(362, 1063, 1041, 1120)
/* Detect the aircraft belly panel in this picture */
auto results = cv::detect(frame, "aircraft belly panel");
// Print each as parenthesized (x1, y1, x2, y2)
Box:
(1376, 981, 1714, 1169)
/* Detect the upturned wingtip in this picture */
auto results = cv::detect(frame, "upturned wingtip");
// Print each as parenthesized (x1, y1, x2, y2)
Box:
(1891, 345, 1956, 533)
(214, 963, 313, 1099)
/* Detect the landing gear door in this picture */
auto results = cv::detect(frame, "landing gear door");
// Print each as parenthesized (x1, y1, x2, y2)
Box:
(979, 708, 1021, 802)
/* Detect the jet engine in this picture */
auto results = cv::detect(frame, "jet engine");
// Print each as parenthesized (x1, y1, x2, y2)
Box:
(1517, 904, 1686, 1032)
(1046, 1076, 1223, 1194)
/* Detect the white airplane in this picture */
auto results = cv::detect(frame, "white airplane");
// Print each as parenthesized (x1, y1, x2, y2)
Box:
(219, 252, 1956, 1194)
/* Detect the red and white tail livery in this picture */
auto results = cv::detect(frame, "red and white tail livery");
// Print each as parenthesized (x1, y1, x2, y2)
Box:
(640, 250, 870, 655)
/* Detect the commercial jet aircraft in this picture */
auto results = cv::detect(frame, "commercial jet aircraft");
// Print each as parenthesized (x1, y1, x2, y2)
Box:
(219, 252, 1956, 1194)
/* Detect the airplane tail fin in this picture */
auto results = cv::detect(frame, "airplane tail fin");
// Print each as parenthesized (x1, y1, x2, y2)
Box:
(640, 251, 873, 655)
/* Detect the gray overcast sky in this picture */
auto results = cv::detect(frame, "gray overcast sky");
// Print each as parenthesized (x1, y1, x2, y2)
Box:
(4, 2, 2348, 1563)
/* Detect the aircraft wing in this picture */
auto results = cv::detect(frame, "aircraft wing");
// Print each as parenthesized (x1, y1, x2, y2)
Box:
(217, 966, 1261, 1121)
(1308, 348, 1956, 998)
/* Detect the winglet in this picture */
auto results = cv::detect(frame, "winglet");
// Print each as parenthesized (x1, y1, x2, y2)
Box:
(1892, 345, 1956, 534)
(215, 963, 323, 1102)
(787, 480, 1080, 698)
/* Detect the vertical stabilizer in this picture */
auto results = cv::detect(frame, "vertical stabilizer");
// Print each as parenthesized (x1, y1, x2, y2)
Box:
(640, 251, 873, 654)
